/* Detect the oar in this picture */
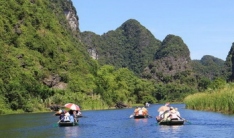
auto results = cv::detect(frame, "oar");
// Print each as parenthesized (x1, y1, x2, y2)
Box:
(157, 121, 162, 125)
(177, 115, 191, 124)
(52, 116, 65, 127)
(148, 115, 153, 118)
(57, 117, 64, 123)
(129, 114, 134, 118)
(155, 116, 163, 125)
(183, 119, 192, 124)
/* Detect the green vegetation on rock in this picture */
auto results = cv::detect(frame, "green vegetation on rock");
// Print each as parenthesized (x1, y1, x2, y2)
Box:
(1, 0, 234, 115)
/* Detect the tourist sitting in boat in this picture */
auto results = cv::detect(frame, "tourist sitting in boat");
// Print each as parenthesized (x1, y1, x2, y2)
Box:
(156, 102, 170, 120)
(168, 107, 179, 120)
(76, 110, 82, 117)
(159, 102, 170, 115)
(174, 108, 181, 117)
(169, 107, 182, 120)
(59, 111, 65, 122)
(54, 109, 63, 116)
(64, 111, 71, 122)
(145, 102, 150, 108)
(134, 107, 141, 116)
(156, 106, 182, 122)
(138, 107, 143, 115)
(72, 110, 79, 122)
(142, 107, 148, 116)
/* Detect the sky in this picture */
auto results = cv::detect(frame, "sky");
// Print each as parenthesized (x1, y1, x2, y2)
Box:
(72, 0, 234, 60)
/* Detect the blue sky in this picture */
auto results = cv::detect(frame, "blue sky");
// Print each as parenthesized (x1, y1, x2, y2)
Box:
(72, 0, 234, 60)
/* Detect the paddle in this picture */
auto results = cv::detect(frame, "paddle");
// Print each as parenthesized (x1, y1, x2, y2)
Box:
(129, 114, 134, 118)
(177, 115, 192, 124)
(183, 119, 192, 124)
(156, 118, 163, 125)
(148, 115, 153, 118)
(57, 117, 64, 123)
(53, 117, 64, 127)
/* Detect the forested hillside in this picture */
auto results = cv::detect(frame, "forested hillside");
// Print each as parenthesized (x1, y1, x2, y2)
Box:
(191, 55, 227, 80)
(81, 19, 161, 74)
(143, 34, 192, 80)
(80, 19, 232, 103)
(0, 0, 161, 114)
(0, 0, 97, 113)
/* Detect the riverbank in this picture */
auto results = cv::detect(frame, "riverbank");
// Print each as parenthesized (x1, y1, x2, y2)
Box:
(184, 83, 234, 114)
(0, 103, 140, 115)
(0, 102, 183, 115)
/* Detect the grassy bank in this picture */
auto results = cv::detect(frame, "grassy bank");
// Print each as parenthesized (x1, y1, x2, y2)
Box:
(184, 83, 234, 114)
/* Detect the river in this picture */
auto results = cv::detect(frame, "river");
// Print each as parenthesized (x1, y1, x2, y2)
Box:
(0, 104, 233, 138)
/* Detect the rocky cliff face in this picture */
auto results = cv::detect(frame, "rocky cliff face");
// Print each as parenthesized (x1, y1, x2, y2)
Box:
(142, 34, 192, 81)
(52, 0, 80, 38)
(81, 31, 101, 60)
(64, 0, 80, 33)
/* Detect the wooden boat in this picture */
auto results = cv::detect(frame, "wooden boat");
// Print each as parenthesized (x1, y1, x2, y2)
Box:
(54, 112, 61, 116)
(57, 115, 79, 127)
(58, 121, 78, 126)
(76, 115, 83, 118)
(134, 115, 149, 119)
(157, 119, 184, 125)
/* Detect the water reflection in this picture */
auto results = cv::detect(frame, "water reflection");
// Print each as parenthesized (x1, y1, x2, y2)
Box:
(159, 125, 183, 133)
(134, 118, 148, 123)
(64, 126, 80, 138)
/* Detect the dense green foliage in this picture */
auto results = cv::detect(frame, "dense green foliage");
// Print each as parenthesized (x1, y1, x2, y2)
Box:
(191, 55, 227, 80)
(225, 43, 234, 81)
(155, 34, 190, 59)
(0, 0, 160, 114)
(94, 65, 157, 105)
(143, 34, 192, 79)
(81, 19, 161, 74)
(81, 24, 232, 105)
(140, 35, 198, 101)
(0, 0, 96, 113)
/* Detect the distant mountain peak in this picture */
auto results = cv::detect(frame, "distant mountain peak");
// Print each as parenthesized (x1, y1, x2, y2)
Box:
(156, 34, 190, 59)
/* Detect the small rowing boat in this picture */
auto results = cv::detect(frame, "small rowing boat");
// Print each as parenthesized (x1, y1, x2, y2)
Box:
(157, 119, 184, 125)
(134, 115, 149, 119)
(58, 121, 78, 126)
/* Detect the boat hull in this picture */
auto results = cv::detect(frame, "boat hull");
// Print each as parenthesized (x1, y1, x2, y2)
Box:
(58, 121, 78, 126)
(54, 113, 61, 116)
(134, 115, 149, 119)
(157, 119, 184, 125)
(76, 115, 83, 118)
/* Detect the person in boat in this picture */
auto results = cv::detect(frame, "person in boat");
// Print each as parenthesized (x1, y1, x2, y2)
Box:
(142, 107, 148, 116)
(168, 107, 178, 120)
(156, 102, 170, 121)
(174, 108, 181, 117)
(73, 110, 78, 122)
(77, 110, 82, 116)
(145, 102, 150, 108)
(59, 110, 65, 122)
(138, 107, 143, 115)
(160, 107, 181, 121)
(67, 110, 78, 123)
(134, 107, 141, 116)
(64, 111, 71, 122)
(169, 107, 182, 120)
